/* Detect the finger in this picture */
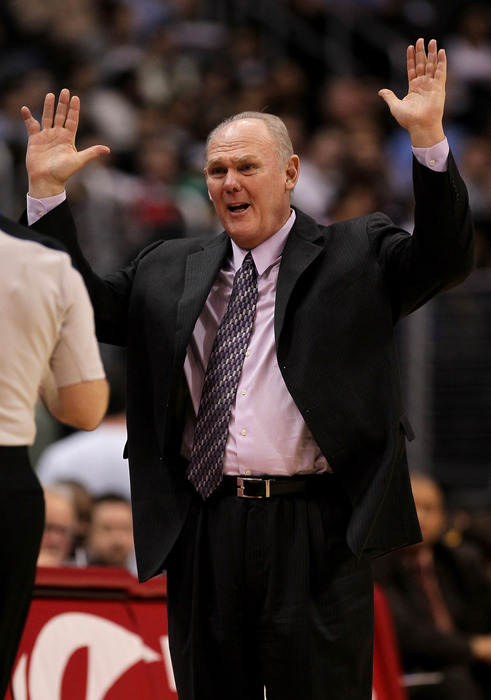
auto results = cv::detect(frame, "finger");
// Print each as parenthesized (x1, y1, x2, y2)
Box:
(435, 47, 447, 85)
(21, 106, 41, 136)
(415, 37, 427, 77)
(64, 95, 81, 135)
(53, 88, 71, 128)
(426, 39, 438, 78)
(407, 44, 417, 83)
(41, 92, 56, 131)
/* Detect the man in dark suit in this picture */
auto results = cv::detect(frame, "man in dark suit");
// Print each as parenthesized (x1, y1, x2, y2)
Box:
(21, 39, 474, 699)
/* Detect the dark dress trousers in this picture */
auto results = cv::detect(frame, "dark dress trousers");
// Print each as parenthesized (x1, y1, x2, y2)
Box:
(0, 448, 44, 698)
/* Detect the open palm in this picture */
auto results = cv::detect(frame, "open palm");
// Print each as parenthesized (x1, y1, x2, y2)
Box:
(22, 89, 110, 197)
(379, 38, 446, 147)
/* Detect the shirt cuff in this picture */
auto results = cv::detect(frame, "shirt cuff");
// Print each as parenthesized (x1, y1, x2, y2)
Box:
(26, 191, 67, 226)
(412, 138, 449, 172)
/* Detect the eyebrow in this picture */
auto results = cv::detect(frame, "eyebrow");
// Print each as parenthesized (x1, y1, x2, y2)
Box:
(207, 154, 258, 168)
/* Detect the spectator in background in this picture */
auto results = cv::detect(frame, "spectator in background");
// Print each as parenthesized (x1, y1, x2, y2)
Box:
(287, 123, 343, 224)
(459, 508, 491, 580)
(326, 172, 386, 224)
(85, 494, 136, 573)
(0, 214, 108, 698)
(443, 491, 491, 582)
(374, 472, 491, 699)
(37, 485, 78, 567)
(54, 480, 94, 566)
(129, 134, 215, 244)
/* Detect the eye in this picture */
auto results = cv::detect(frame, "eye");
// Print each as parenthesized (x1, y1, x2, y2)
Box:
(209, 166, 226, 176)
(240, 163, 256, 173)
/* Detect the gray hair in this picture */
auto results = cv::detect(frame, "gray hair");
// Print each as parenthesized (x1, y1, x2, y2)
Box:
(204, 112, 294, 168)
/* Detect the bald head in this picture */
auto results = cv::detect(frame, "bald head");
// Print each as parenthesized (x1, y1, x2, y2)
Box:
(205, 111, 295, 168)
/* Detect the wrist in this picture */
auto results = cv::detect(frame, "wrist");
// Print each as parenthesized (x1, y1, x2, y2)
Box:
(28, 179, 65, 199)
(409, 126, 446, 149)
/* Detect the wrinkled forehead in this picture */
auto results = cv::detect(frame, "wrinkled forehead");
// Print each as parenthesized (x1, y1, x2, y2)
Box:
(206, 119, 276, 162)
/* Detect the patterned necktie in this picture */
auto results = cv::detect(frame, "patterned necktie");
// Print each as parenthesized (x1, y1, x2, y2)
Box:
(187, 252, 258, 499)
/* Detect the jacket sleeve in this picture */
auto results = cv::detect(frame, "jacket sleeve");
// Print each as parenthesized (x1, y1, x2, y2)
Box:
(27, 200, 134, 346)
(367, 151, 475, 322)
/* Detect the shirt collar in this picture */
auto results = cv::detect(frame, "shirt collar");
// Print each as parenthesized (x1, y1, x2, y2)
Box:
(231, 209, 296, 276)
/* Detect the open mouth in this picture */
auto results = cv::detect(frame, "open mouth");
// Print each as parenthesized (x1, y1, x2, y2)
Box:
(228, 203, 250, 213)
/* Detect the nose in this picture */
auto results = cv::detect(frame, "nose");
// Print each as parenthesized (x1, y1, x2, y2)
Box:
(223, 169, 241, 192)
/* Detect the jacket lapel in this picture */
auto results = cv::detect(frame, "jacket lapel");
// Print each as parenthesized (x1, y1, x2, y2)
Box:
(175, 210, 326, 355)
(159, 234, 231, 456)
(174, 232, 231, 354)
(274, 209, 325, 342)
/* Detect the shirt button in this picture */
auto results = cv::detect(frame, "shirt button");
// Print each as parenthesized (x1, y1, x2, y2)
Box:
(241, 389, 247, 396)
(245, 470, 252, 476)
(429, 159, 436, 167)
(245, 351, 250, 357)
(241, 429, 247, 436)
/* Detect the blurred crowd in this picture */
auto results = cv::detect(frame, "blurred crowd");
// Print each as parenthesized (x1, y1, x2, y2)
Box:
(0, 0, 490, 270)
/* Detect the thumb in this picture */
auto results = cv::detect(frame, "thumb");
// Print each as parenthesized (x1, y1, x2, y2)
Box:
(378, 89, 398, 111)
(21, 106, 41, 137)
(77, 144, 111, 166)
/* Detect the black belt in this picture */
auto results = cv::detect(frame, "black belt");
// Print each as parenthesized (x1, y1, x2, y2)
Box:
(216, 474, 329, 499)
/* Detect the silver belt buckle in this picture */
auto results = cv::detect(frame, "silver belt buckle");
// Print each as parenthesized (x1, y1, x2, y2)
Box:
(237, 477, 272, 498)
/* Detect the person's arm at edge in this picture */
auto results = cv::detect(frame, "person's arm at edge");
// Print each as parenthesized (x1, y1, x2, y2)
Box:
(38, 254, 110, 431)
(39, 371, 109, 431)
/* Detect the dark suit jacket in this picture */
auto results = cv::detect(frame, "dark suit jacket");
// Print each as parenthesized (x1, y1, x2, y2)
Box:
(30, 155, 474, 582)
(0, 211, 67, 252)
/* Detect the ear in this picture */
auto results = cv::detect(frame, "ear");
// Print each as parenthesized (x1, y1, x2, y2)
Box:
(285, 155, 300, 191)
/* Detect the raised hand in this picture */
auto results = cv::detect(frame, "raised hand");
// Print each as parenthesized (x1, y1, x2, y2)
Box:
(378, 38, 446, 147)
(22, 89, 110, 198)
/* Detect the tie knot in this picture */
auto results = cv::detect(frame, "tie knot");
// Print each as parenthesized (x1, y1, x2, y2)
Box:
(241, 251, 256, 277)
(233, 252, 257, 298)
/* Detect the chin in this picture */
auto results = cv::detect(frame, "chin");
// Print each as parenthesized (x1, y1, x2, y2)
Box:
(228, 229, 257, 248)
